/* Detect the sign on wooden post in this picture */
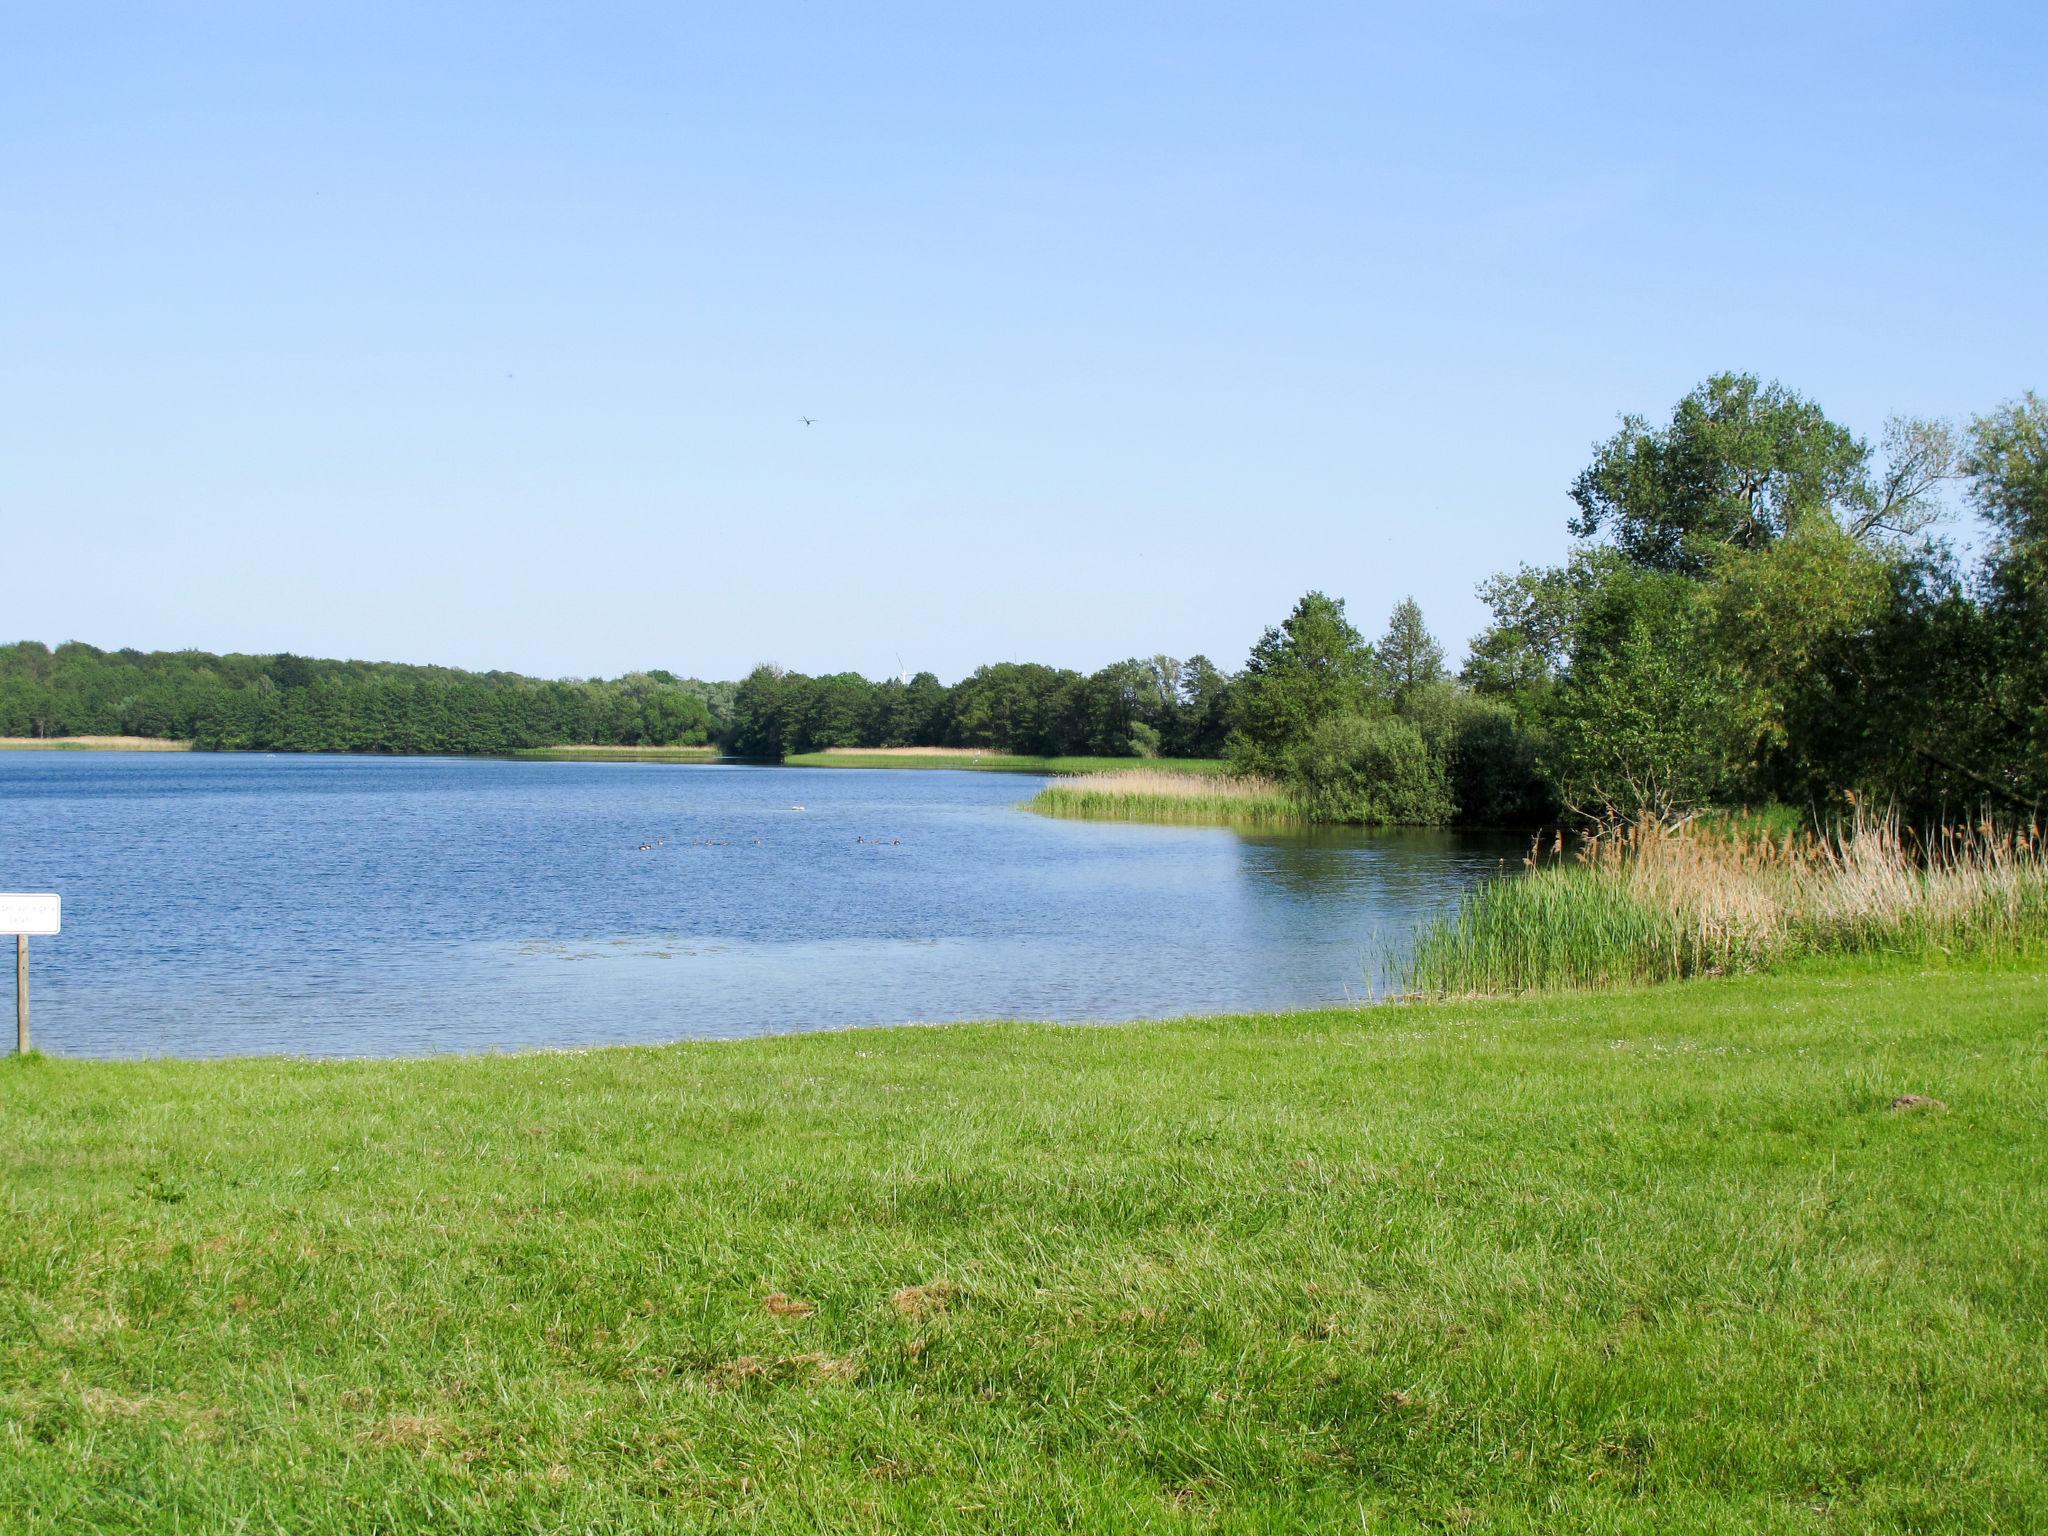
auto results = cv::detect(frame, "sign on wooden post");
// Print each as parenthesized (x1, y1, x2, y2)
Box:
(2, 895, 60, 1054)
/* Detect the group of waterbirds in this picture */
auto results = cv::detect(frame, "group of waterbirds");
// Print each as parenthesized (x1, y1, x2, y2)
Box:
(630, 834, 768, 851)
(629, 796, 910, 851)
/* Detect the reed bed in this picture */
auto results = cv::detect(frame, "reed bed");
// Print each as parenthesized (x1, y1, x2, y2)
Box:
(0, 735, 191, 751)
(1025, 767, 1303, 824)
(1406, 811, 2048, 995)
(792, 752, 1230, 775)
(512, 743, 718, 760)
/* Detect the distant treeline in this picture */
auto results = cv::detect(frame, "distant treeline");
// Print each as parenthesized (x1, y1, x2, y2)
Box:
(721, 658, 1234, 760)
(0, 645, 731, 755)
(0, 642, 1237, 761)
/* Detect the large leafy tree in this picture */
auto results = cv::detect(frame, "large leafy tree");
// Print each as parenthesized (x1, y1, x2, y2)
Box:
(1170, 654, 1235, 758)
(1961, 393, 2048, 810)
(1374, 596, 1446, 706)
(1227, 591, 1375, 775)
(1703, 524, 1892, 797)
(724, 665, 796, 759)
(1541, 571, 1740, 821)
(1569, 374, 1872, 574)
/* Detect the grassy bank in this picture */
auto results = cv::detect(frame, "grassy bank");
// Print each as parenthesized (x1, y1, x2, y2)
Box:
(1408, 815, 2048, 996)
(1026, 767, 1302, 824)
(785, 749, 1229, 775)
(507, 745, 720, 763)
(5, 958, 2044, 1532)
(0, 736, 190, 751)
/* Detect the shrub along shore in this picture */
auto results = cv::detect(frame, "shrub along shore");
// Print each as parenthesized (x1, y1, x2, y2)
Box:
(5, 955, 2043, 1532)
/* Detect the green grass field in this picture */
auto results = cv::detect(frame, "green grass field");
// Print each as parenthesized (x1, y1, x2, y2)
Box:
(4, 957, 2043, 1532)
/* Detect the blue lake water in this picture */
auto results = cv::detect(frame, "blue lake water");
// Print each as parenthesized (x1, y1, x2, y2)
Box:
(0, 753, 1517, 1058)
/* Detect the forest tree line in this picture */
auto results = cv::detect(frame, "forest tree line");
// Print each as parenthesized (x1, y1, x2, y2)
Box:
(0, 647, 733, 756)
(6, 373, 2041, 826)
(0, 640, 1236, 761)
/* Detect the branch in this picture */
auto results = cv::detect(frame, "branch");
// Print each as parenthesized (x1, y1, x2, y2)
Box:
(1911, 743, 2043, 816)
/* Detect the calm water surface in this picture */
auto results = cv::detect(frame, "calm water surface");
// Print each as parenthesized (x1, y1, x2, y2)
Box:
(0, 754, 1515, 1057)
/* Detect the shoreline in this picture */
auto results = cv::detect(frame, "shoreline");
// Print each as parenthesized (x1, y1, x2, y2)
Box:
(10, 950, 2022, 1066)
(0, 735, 192, 751)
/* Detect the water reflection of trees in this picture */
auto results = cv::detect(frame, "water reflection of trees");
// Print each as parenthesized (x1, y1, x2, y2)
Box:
(1233, 827, 1521, 903)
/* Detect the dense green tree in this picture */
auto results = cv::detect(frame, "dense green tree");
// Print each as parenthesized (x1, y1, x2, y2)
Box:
(1169, 655, 1234, 758)
(1375, 597, 1446, 706)
(1541, 573, 1740, 820)
(1702, 524, 1892, 797)
(1227, 592, 1376, 776)
(713, 665, 796, 759)
(950, 663, 1077, 756)
(1569, 374, 1872, 575)
(800, 672, 874, 752)
(1960, 393, 2048, 811)
(1290, 715, 1450, 825)
(1463, 551, 1629, 706)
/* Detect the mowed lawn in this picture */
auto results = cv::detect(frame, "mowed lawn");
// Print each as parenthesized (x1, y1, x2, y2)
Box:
(2, 961, 2044, 1533)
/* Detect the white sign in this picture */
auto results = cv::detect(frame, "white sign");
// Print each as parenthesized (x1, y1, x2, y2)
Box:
(0, 894, 60, 936)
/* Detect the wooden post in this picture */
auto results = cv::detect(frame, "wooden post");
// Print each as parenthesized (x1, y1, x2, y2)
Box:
(15, 935, 25, 1054)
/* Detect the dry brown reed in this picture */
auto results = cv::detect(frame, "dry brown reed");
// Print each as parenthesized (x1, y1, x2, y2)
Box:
(1408, 809, 2048, 995)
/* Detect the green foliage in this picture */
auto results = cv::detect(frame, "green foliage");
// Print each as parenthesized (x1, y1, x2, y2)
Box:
(1702, 523, 1893, 792)
(1540, 571, 1739, 819)
(0, 642, 723, 754)
(1288, 714, 1450, 825)
(1226, 591, 1375, 776)
(717, 656, 1242, 764)
(1429, 691, 1558, 828)
(1, 641, 1243, 768)
(1463, 549, 1628, 708)
(1373, 596, 1444, 706)
(1516, 376, 2042, 821)
(1569, 373, 1872, 574)
(1964, 392, 2048, 811)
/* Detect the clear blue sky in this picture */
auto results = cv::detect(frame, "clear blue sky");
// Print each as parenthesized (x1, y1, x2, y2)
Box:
(4, 3, 2041, 683)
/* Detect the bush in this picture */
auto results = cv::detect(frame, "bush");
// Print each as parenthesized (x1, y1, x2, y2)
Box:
(1392, 682, 1556, 827)
(1289, 714, 1451, 825)
(1446, 699, 1557, 827)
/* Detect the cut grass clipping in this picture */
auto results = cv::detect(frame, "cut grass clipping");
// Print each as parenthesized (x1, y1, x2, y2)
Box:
(1025, 767, 1302, 824)
(3, 958, 2042, 1530)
